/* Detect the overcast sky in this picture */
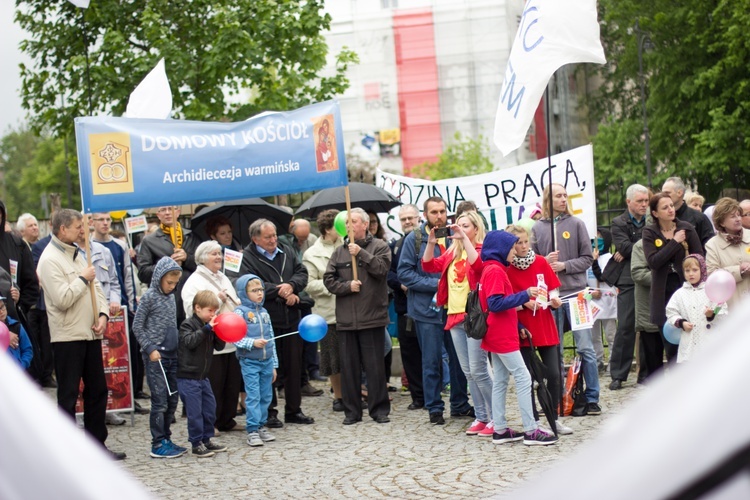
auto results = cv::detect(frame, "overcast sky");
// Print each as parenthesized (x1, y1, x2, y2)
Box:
(1, 0, 29, 134)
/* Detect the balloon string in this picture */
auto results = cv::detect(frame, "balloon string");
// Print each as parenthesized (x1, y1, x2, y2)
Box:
(273, 330, 299, 340)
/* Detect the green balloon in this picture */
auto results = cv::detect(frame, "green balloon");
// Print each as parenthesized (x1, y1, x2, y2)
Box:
(334, 211, 348, 237)
(516, 217, 536, 233)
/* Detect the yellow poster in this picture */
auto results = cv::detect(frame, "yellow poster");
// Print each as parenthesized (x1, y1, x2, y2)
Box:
(88, 133, 135, 195)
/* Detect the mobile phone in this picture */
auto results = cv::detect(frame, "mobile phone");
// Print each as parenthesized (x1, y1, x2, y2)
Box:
(434, 227, 450, 238)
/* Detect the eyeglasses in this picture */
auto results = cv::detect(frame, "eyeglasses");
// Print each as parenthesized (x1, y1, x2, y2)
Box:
(399, 216, 418, 222)
(0, 303, 6, 311)
(248, 288, 264, 294)
(157, 207, 178, 214)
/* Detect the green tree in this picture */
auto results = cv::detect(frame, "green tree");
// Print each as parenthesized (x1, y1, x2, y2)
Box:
(0, 125, 77, 217)
(590, 0, 750, 202)
(412, 133, 494, 181)
(16, 0, 358, 137)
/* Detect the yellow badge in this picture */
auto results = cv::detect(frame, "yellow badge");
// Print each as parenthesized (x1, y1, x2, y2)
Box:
(247, 312, 255, 321)
(562, 231, 571, 240)
(746, 247, 750, 254)
(655, 239, 663, 248)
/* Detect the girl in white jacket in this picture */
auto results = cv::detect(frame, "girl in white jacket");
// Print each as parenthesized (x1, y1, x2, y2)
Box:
(665, 254, 726, 363)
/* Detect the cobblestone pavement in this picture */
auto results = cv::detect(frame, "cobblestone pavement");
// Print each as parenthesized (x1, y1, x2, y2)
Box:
(94, 375, 642, 499)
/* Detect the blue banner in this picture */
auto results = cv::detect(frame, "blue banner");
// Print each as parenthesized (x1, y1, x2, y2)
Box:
(74, 100, 348, 212)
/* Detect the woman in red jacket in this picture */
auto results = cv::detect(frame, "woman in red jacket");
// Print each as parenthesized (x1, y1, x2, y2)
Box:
(505, 225, 572, 435)
(422, 211, 494, 436)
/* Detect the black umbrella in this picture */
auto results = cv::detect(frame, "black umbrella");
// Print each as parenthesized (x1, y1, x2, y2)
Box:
(524, 331, 558, 436)
(294, 182, 402, 218)
(190, 198, 293, 247)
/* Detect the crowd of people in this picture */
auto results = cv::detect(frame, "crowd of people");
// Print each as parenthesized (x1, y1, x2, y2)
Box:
(3, 176, 750, 459)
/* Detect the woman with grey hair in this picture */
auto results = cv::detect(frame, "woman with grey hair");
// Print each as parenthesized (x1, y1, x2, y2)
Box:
(182, 240, 243, 432)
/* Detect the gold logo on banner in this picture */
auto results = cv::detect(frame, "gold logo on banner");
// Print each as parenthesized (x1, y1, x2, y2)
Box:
(89, 133, 134, 195)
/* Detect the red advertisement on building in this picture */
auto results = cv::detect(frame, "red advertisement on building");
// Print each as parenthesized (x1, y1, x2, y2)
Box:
(76, 308, 133, 414)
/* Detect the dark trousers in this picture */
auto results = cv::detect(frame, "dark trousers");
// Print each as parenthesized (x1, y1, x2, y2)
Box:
(28, 308, 54, 383)
(271, 326, 304, 417)
(521, 345, 561, 420)
(144, 355, 179, 446)
(177, 378, 216, 447)
(609, 286, 636, 381)
(444, 331, 471, 414)
(303, 340, 319, 380)
(397, 315, 424, 404)
(339, 327, 390, 420)
(207, 352, 242, 431)
(640, 330, 665, 380)
(53, 340, 108, 444)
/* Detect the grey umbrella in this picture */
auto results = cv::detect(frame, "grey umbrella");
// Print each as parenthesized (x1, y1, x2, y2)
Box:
(190, 198, 292, 247)
(294, 182, 402, 218)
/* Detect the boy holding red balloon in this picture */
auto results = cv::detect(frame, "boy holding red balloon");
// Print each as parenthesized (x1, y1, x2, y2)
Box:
(177, 290, 228, 458)
(233, 274, 278, 447)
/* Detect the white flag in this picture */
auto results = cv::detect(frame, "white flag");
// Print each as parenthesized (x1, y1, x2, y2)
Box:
(125, 58, 173, 119)
(493, 0, 606, 156)
(67, 0, 90, 8)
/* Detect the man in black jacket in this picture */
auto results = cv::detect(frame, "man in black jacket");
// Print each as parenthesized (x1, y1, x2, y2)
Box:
(386, 204, 424, 410)
(605, 184, 649, 390)
(324, 208, 392, 425)
(235, 218, 313, 426)
(662, 177, 715, 248)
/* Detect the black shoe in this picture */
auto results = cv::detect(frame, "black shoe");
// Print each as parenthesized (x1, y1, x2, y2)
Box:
(374, 415, 390, 424)
(134, 401, 150, 415)
(387, 385, 397, 392)
(41, 378, 57, 388)
(407, 402, 424, 410)
(429, 412, 445, 425)
(108, 449, 127, 460)
(450, 407, 475, 418)
(609, 379, 623, 390)
(301, 384, 324, 397)
(587, 403, 602, 415)
(135, 391, 149, 400)
(310, 371, 328, 382)
(285, 411, 315, 425)
(343, 415, 362, 425)
(361, 399, 368, 410)
(332, 398, 345, 412)
(266, 415, 284, 428)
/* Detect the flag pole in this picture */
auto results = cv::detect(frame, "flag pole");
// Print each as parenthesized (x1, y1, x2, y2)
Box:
(80, 9, 93, 115)
(344, 186, 358, 281)
(82, 214, 99, 323)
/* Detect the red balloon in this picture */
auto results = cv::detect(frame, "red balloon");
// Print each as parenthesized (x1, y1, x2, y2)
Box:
(213, 313, 246, 343)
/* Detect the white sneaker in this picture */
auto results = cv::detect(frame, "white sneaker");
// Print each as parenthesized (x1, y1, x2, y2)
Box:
(258, 427, 276, 442)
(556, 421, 574, 435)
(247, 432, 264, 447)
(105, 413, 126, 425)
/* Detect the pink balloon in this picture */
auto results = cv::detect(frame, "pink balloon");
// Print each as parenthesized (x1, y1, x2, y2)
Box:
(705, 269, 736, 304)
(0, 322, 9, 350)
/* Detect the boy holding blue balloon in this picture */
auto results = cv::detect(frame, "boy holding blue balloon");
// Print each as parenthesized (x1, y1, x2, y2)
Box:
(234, 274, 278, 447)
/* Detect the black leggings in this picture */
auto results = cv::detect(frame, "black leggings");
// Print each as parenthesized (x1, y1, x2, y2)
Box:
(520, 345, 561, 421)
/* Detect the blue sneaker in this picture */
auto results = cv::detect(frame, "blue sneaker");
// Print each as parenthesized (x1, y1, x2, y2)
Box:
(166, 440, 187, 454)
(150, 439, 184, 458)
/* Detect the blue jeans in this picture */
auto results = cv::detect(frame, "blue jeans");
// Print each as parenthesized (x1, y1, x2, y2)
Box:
(414, 321, 470, 414)
(552, 307, 600, 403)
(144, 355, 179, 446)
(177, 378, 216, 447)
(491, 351, 536, 432)
(450, 325, 493, 423)
(239, 357, 274, 432)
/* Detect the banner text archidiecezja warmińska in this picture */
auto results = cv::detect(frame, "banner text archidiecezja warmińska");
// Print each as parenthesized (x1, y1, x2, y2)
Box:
(75, 101, 348, 212)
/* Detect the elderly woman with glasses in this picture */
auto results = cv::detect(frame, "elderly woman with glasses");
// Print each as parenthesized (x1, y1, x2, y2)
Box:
(705, 197, 750, 310)
(182, 240, 242, 433)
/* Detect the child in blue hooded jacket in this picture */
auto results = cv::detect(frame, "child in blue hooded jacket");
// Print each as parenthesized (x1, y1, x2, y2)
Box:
(1, 296, 33, 369)
(234, 274, 278, 447)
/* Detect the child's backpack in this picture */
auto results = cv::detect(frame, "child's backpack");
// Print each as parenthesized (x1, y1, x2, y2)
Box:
(463, 284, 488, 340)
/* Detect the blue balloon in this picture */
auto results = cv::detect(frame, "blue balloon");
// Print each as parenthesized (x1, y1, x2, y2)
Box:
(128, 208, 145, 216)
(299, 314, 328, 342)
(663, 322, 682, 345)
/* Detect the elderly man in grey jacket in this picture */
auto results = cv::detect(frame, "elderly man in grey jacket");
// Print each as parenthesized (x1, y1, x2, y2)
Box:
(531, 183, 601, 415)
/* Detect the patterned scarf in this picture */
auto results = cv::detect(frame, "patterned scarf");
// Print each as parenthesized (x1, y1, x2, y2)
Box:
(511, 249, 536, 271)
(719, 230, 743, 246)
(684, 253, 707, 286)
(160, 222, 184, 248)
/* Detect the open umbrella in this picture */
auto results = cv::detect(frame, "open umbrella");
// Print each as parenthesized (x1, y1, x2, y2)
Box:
(524, 332, 558, 436)
(294, 182, 402, 218)
(190, 198, 293, 247)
